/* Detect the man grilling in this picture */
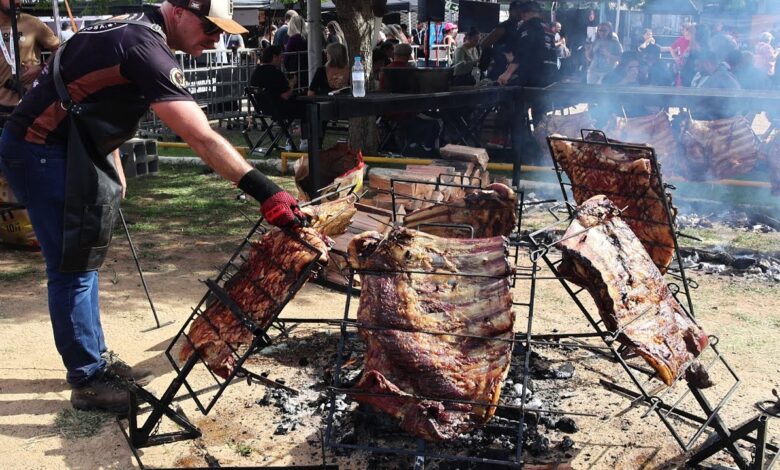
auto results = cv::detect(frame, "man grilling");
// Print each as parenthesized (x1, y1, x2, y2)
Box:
(0, 0, 304, 413)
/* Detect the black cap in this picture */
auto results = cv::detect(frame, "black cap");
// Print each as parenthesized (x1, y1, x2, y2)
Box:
(509, 1, 523, 11)
(519, 1, 542, 13)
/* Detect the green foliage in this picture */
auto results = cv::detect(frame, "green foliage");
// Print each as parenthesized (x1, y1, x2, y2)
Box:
(119, 163, 296, 238)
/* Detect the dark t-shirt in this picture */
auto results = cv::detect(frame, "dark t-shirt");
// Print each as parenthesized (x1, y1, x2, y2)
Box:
(250, 64, 290, 98)
(497, 18, 520, 48)
(6, 11, 192, 145)
(511, 17, 558, 87)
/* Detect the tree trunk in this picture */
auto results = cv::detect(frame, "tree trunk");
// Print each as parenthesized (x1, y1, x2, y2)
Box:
(334, 0, 378, 153)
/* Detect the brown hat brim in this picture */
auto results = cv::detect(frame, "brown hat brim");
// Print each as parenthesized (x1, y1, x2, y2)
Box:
(207, 16, 248, 35)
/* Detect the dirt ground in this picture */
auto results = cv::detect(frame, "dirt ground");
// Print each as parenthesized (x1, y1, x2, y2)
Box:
(1, 209, 779, 469)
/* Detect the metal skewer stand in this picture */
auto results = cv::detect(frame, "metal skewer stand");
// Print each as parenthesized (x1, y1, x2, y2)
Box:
(510, 130, 778, 469)
(116, 187, 357, 468)
(321, 178, 587, 468)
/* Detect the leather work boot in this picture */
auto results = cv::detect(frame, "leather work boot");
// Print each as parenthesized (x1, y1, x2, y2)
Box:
(70, 372, 129, 413)
(102, 350, 155, 386)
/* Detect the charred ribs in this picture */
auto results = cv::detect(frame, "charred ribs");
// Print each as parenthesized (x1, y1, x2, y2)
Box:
(558, 195, 712, 388)
(403, 183, 518, 238)
(549, 137, 677, 273)
(347, 227, 515, 440)
(179, 227, 329, 378)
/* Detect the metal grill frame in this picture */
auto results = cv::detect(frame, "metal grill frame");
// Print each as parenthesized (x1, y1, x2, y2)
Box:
(515, 131, 764, 469)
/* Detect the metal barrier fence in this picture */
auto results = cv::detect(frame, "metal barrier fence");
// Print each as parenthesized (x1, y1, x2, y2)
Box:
(137, 48, 308, 139)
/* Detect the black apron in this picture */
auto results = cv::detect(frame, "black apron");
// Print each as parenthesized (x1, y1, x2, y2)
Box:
(53, 18, 166, 272)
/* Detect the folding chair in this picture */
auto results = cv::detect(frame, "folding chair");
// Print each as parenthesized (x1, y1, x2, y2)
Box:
(242, 86, 297, 156)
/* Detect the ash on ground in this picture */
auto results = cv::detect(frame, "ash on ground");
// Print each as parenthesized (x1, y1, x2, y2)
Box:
(677, 211, 779, 233)
(324, 341, 579, 468)
(680, 247, 780, 282)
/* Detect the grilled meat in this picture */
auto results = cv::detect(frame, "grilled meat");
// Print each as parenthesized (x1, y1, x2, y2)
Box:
(549, 137, 677, 273)
(558, 196, 712, 388)
(347, 227, 514, 440)
(179, 227, 328, 378)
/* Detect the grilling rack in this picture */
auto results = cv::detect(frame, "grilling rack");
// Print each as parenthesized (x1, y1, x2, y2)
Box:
(116, 186, 356, 468)
(323, 237, 591, 468)
(316, 179, 578, 469)
(506, 131, 778, 469)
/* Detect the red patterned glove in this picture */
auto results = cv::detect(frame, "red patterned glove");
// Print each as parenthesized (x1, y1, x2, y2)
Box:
(261, 191, 305, 227)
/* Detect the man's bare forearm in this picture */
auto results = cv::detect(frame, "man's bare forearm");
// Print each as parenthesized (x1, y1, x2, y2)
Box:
(189, 131, 253, 182)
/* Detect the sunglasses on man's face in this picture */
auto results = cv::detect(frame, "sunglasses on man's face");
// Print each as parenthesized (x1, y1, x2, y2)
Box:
(200, 16, 221, 35)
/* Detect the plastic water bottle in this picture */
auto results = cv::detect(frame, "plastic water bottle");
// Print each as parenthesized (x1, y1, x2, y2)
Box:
(352, 56, 366, 97)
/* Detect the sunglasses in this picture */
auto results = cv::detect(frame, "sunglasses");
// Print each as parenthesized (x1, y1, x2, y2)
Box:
(199, 15, 221, 35)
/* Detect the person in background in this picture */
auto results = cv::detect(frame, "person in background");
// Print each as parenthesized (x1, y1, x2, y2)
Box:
(273, 9, 297, 47)
(754, 32, 777, 79)
(585, 21, 622, 84)
(0, 0, 60, 124)
(379, 43, 441, 152)
(308, 43, 349, 96)
(380, 43, 413, 90)
(498, 1, 558, 164)
(284, 15, 308, 89)
(443, 22, 458, 49)
(452, 27, 480, 86)
(412, 21, 425, 47)
(637, 28, 657, 52)
(480, 0, 523, 81)
(378, 41, 395, 66)
(498, 1, 558, 89)
(325, 20, 345, 46)
(730, 50, 770, 90)
(601, 51, 662, 119)
(670, 23, 693, 66)
(371, 41, 394, 85)
(255, 23, 273, 49)
(679, 24, 708, 87)
(710, 22, 738, 62)
(552, 21, 570, 70)
(400, 24, 411, 44)
(59, 21, 75, 42)
(604, 51, 643, 87)
(250, 45, 308, 149)
(691, 50, 740, 120)
(384, 24, 405, 45)
(642, 43, 675, 86)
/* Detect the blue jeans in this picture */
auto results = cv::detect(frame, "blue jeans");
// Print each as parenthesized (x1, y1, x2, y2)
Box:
(0, 131, 106, 387)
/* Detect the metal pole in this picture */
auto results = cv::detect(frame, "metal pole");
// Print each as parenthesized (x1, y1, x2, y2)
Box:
(306, 0, 322, 85)
(615, 0, 622, 41)
(52, 0, 62, 41)
(119, 208, 161, 329)
(9, 0, 23, 97)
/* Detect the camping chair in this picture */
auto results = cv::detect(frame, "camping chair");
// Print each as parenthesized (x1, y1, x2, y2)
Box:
(242, 86, 297, 156)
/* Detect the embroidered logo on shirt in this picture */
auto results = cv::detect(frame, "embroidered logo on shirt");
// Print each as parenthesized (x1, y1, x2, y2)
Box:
(169, 68, 186, 88)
